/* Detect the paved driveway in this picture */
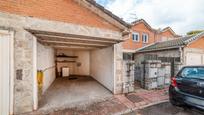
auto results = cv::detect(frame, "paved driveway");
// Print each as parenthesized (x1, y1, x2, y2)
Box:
(128, 102, 204, 115)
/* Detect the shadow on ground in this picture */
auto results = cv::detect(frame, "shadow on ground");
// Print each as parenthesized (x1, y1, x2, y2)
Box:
(135, 102, 204, 115)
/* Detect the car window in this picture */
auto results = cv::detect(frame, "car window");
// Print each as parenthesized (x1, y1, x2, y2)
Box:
(180, 67, 204, 79)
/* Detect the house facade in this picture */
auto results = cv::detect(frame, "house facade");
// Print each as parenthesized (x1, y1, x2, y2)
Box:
(0, 0, 130, 114)
(134, 32, 204, 89)
(122, 19, 178, 55)
(136, 32, 204, 66)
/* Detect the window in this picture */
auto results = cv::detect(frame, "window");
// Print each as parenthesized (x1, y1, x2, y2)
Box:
(132, 32, 139, 42)
(123, 53, 134, 60)
(179, 67, 204, 79)
(142, 33, 149, 43)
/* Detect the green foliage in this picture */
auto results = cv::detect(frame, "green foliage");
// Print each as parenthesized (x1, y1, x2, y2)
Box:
(187, 30, 204, 35)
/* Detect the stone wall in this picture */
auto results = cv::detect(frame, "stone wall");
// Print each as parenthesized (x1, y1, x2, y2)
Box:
(122, 60, 135, 93)
(134, 50, 183, 90)
(114, 43, 128, 94)
(14, 29, 35, 113)
(140, 60, 171, 90)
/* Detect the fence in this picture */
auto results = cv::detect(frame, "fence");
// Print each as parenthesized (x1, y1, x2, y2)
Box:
(134, 60, 182, 90)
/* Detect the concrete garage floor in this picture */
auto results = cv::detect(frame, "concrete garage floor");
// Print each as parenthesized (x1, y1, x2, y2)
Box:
(38, 76, 112, 113)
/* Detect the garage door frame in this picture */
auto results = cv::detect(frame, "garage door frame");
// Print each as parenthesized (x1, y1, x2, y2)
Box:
(0, 30, 14, 115)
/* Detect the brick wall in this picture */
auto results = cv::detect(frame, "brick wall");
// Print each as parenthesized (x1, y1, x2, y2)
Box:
(187, 36, 204, 49)
(122, 22, 176, 50)
(0, 0, 119, 31)
(156, 30, 176, 42)
(122, 23, 155, 50)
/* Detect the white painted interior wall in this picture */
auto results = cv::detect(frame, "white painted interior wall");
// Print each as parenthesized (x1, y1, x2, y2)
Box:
(90, 46, 114, 92)
(74, 51, 90, 75)
(57, 50, 90, 76)
(37, 42, 55, 93)
(37, 46, 114, 93)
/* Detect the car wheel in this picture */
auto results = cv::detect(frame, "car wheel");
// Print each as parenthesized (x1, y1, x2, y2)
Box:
(170, 98, 183, 107)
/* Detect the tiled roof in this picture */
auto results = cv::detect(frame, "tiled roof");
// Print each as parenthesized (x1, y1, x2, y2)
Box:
(131, 19, 180, 37)
(131, 19, 155, 32)
(137, 32, 204, 53)
(85, 0, 130, 28)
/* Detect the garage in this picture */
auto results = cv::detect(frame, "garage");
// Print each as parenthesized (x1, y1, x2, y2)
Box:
(28, 29, 120, 111)
(0, 0, 129, 114)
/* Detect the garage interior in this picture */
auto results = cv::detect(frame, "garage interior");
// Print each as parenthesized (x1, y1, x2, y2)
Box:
(29, 29, 121, 111)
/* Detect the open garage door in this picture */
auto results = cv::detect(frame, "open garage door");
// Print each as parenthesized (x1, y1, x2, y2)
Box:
(186, 53, 203, 65)
(28, 29, 122, 92)
(30, 29, 122, 111)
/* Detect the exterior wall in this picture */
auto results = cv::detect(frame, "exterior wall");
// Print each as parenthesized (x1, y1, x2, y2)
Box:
(37, 42, 55, 93)
(122, 22, 177, 51)
(122, 60, 135, 93)
(184, 48, 204, 65)
(0, 0, 119, 31)
(0, 12, 122, 41)
(57, 50, 90, 76)
(114, 43, 124, 94)
(134, 50, 182, 89)
(156, 30, 176, 42)
(187, 36, 204, 49)
(14, 29, 35, 114)
(122, 23, 155, 50)
(135, 50, 181, 64)
(90, 46, 114, 92)
(183, 36, 204, 65)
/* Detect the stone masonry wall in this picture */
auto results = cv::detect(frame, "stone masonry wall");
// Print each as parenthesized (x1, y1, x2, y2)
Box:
(114, 43, 130, 94)
(14, 29, 35, 114)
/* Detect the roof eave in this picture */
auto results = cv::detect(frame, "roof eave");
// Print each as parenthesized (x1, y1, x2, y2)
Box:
(136, 46, 184, 54)
(85, 0, 130, 29)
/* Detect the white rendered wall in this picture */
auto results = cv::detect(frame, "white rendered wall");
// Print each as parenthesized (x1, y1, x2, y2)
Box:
(74, 51, 90, 75)
(57, 50, 90, 76)
(90, 46, 114, 92)
(0, 33, 10, 115)
(37, 42, 55, 93)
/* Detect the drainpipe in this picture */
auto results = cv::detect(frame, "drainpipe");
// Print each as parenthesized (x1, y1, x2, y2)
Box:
(179, 46, 184, 66)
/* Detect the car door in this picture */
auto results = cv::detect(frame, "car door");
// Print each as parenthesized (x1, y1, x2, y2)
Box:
(176, 67, 204, 98)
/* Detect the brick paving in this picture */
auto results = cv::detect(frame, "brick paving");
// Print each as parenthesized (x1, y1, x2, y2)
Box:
(26, 87, 169, 115)
(116, 87, 169, 110)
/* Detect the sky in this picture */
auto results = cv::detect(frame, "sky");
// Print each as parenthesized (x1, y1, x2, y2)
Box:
(95, 0, 204, 35)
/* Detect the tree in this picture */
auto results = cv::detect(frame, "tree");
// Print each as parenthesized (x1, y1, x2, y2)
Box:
(187, 30, 204, 35)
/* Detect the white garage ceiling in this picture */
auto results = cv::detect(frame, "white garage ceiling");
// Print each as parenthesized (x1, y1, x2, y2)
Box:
(27, 29, 123, 50)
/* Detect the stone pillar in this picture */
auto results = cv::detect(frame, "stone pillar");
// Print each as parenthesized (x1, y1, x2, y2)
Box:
(14, 29, 34, 114)
(113, 43, 124, 94)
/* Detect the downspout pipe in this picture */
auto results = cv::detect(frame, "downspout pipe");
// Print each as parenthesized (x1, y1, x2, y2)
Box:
(179, 46, 184, 65)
